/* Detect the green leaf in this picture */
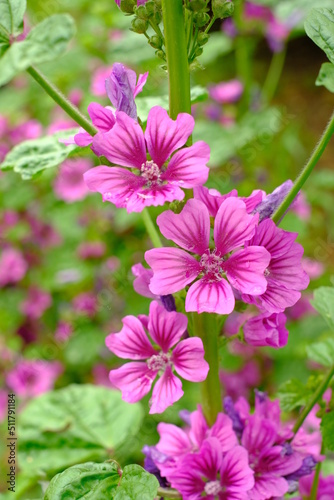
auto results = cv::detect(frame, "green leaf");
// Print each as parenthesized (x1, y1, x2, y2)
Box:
(277, 379, 311, 411)
(114, 465, 159, 500)
(44, 463, 159, 500)
(0, 129, 79, 180)
(0, 0, 26, 37)
(316, 62, 334, 92)
(305, 8, 334, 64)
(321, 412, 334, 451)
(18, 385, 143, 477)
(0, 14, 75, 86)
(306, 338, 334, 367)
(44, 462, 121, 500)
(311, 286, 334, 331)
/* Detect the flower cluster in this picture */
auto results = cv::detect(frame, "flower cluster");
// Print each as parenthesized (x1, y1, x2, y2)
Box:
(143, 391, 320, 499)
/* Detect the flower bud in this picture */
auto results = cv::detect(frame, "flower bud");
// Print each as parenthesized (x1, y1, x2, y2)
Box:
(194, 47, 203, 57)
(188, 0, 207, 12)
(197, 32, 209, 46)
(212, 0, 234, 19)
(131, 17, 149, 34)
(149, 35, 162, 49)
(134, 5, 148, 19)
(145, 1, 156, 17)
(120, 0, 136, 14)
(155, 49, 166, 60)
(194, 12, 210, 27)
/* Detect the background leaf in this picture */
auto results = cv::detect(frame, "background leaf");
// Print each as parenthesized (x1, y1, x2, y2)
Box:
(0, 13, 76, 86)
(305, 8, 334, 64)
(0, 0, 26, 37)
(311, 287, 334, 331)
(316, 62, 334, 92)
(321, 412, 334, 451)
(306, 338, 334, 367)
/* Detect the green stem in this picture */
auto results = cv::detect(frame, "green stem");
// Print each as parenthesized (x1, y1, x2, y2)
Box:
(204, 16, 217, 34)
(272, 110, 334, 224)
(161, 0, 191, 119)
(234, 0, 251, 114)
(310, 445, 324, 500)
(191, 313, 222, 426)
(142, 208, 163, 248)
(157, 487, 181, 499)
(262, 48, 286, 103)
(292, 364, 334, 436)
(26, 66, 97, 136)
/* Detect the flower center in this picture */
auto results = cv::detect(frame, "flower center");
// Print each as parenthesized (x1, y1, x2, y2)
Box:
(200, 250, 224, 282)
(147, 352, 171, 371)
(204, 480, 222, 496)
(140, 160, 161, 186)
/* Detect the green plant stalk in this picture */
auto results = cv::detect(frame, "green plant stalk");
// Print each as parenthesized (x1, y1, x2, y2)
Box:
(142, 208, 163, 248)
(262, 48, 286, 103)
(310, 444, 324, 500)
(26, 66, 97, 136)
(157, 487, 181, 499)
(292, 364, 334, 436)
(272, 110, 334, 224)
(234, 0, 251, 114)
(161, 0, 191, 119)
(191, 313, 223, 426)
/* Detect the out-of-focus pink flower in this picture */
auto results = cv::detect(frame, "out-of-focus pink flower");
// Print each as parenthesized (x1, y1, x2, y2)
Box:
(55, 321, 73, 343)
(243, 311, 288, 348)
(0, 390, 8, 422)
(26, 215, 62, 248)
(209, 79, 243, 104)
(77, 241, 106, 259)
(91, 66, 113, 96)
(54, 158, 92, 203)
(146, 199, 270, 314)
(302, 258, 324, 280)
(106, 256, 120, 272)
(109, 29, 124, 42)
(86, 107, 210, 212)
(292, 192, 311, 220)
(9, 119, 42, 144)
(106, 301, 209, 413)
(0, 248, 28, 287)
(92, 364, 116, 388)
(48, 119, 76, 135)
(20, 287, 52, 319)
(298, 472, 334, 499)
(6, 360, 63, 398)
(220, 361, 261, 400)
(73, 292, 97, 317)
(286, 294, 315, 321)
(69, 89, 83, 107)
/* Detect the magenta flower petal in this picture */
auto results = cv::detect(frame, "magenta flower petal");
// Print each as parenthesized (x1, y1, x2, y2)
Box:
(243, 282, 302, 313)
(269, 243, 309, 289)
(250, 475, 289, 499)
(87, 102, 116, 132)
(224, 247, 271, 295)
(209, 414, 238, 452)
(92, 111, 146, 168)
(172, 337, 209, 382)
(156, 199, 210, 254)
(83, 166, 145, 207)
(105, 316, 156, 359)
(220, 446, 255, 493)
(74, 129, 94, 147)
(150, 365, 183, 414)
(145, 248, 201, 295)
(185, 278, 235, 314)
(240, 189, 264, 213)
(109, 362, 157, 403)
(145, 106, 194, 166)
(132, 263, 155, 299)
(214, 198, 259, 255)
(243, 312, 288, 348)
(189, 406, 209, 448)
(125, 183, 185, 213)
(241, 416, 277, 453)
(134, 71, 149, 97)
(194, 186, 238, 217)
(162, 141, 210, 188)
(193, 438, 223, 480)
(156, 423, 192, 458)
(148, 301, 188, 352)
(248, 219, 297, 259)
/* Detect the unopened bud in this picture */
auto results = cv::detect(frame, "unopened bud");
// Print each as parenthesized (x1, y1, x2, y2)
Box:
(212, 0, 234, 19)
(120, 0, 136, 14)
(131, 17, 149, 34)
(194, 47, 203, 57)
(155, 49, 166, 60)
(149, 35, 162, 49)
(134, 5, 148, 19)
(197, 32, 209, 46)
(188, 0, 207, 12)
(194, 12, 210, 27)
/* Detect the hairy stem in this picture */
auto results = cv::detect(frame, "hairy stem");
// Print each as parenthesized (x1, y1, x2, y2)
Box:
(142, 208, 163, 248)
(272, 110, 334, 224)
(157, 487, 181, 499)
(161, 0, 191, 119)
(191, 313, 222, 426)
(26, 66, 97, 136)
(292, 364, 334, 436)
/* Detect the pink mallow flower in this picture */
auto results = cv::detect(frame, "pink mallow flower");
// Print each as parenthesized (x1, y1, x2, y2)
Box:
(209, 79, 244, 104)
(84, 106, 210, 212)
(298, 472, 334, 500)
(242, 219, 310, 313)
(243, 311, 288, 348)
(145, 198, 270, 314)
(54, 158, 91, 203)
(0, 248, 28, 287)
(106, 301, 209, 413)
(170, 438, 254, 500)
(20, 287, 52, 319)
(6, 360, 63, 398)
(73, 292, 97, 317)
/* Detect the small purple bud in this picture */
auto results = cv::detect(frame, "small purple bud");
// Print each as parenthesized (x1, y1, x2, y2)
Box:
(142, 445, 169, 487)
(105, 63, 137, 119)
(253, 180, 293, 221)
(179, 409, 192, 425)
(160, 294, 176, 312)
(223, 396, 244, 438)
(285, 455, 317, 482)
